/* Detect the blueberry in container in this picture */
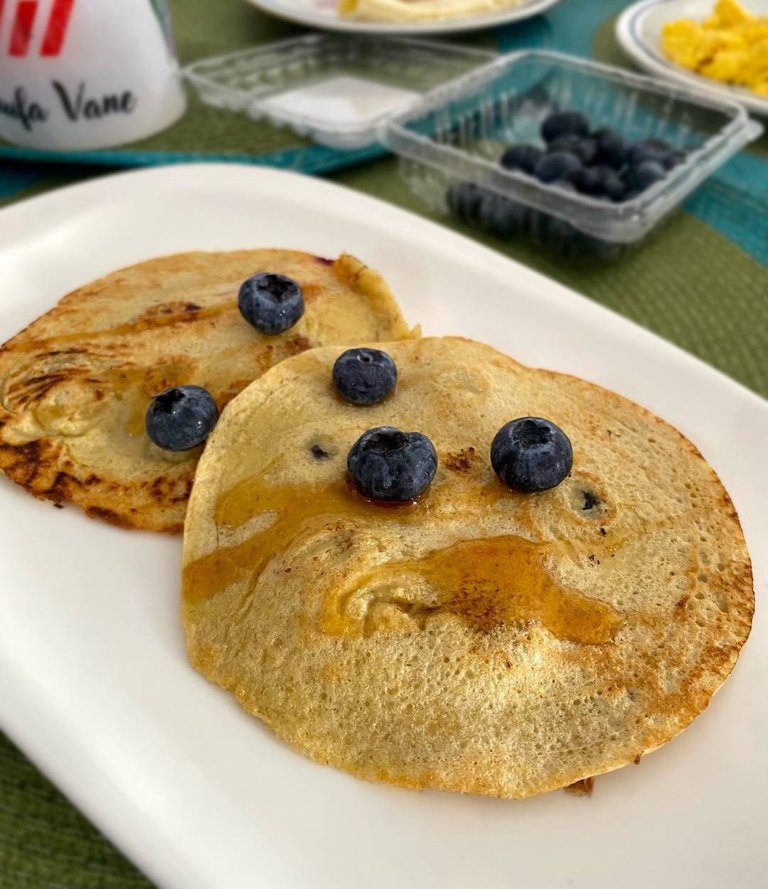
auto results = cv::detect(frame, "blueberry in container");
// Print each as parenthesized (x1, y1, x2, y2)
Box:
(383, 51, 762, 260)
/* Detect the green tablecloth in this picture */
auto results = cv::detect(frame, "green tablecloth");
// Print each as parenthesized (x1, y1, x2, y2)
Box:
(1, 0, 766, 886)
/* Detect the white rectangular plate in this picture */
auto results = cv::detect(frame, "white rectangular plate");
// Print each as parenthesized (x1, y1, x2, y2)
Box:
(0, 164, 766, 889)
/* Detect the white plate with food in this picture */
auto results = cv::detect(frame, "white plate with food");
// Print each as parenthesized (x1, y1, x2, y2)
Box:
(617, 0, 768, 116)
(244, 0, 562, 35)
(0, 163, 766, 889)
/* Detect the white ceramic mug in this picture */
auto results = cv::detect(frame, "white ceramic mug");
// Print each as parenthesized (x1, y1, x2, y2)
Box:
(0, 0, 187, 150)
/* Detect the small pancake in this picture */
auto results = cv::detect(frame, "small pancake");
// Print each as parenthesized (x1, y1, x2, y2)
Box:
(0, 250, 415, 532)
(181, 337, 753, 798)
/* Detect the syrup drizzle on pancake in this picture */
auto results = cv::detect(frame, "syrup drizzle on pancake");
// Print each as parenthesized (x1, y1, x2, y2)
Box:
(184, 477, 621, 644)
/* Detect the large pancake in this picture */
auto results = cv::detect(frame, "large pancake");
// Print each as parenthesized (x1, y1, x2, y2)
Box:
(0, 250, 415, 532)
(181, 337, 753, 798)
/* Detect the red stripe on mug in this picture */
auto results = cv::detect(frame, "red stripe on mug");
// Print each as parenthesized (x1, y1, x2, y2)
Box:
(41, 0, 75, 57)
(9, 0, 38, 56)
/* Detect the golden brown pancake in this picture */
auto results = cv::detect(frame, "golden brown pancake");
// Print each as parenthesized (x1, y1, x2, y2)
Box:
(0, 250, 415, 532)
(181, 337, 753, 798)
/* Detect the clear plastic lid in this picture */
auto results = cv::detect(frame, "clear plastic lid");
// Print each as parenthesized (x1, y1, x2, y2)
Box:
(184, 35, 495, 150)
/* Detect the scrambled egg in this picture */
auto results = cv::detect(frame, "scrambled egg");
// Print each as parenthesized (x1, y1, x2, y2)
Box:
(662, 0, 768, 96)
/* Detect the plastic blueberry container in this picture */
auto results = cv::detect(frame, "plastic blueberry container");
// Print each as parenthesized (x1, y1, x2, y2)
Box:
(382, 50, 763, 259)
